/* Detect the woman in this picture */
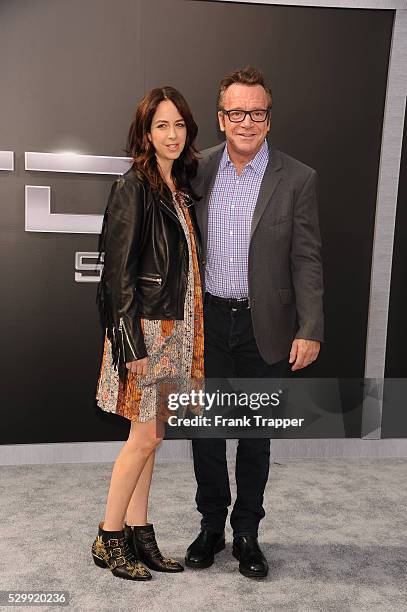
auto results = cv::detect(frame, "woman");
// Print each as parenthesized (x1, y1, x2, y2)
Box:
(92, 87, 204, 581)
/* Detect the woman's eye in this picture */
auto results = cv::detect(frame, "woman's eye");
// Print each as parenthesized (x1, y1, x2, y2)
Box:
(157, 124, 166, 129)
(176, 122, 186, 128)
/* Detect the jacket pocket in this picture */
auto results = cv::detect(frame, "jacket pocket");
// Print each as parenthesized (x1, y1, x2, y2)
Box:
(278, 288, 293, 304)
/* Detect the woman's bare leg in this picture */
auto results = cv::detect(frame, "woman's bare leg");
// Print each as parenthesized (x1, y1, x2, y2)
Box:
(103, 418, 163, 531)
(125, 450, 156, 526)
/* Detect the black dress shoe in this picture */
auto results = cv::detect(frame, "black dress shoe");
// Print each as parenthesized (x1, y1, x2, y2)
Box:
(185, 529, 225, 568)
(232, 536, 268, 578)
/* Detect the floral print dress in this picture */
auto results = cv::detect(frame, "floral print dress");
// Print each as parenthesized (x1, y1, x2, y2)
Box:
(96, 192, 204, 422)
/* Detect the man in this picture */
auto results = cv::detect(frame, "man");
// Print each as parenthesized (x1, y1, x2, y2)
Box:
(185, 66, 323, 578)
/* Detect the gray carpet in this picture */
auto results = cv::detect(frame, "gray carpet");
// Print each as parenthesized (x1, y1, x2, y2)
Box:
(0, 458, 406, 611)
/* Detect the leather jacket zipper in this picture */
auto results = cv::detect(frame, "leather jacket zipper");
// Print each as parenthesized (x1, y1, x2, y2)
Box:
(119, 317, 137, 360)
(137, 275, 162, 285)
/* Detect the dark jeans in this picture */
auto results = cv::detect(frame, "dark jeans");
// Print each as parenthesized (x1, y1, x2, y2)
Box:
(192, 295, 287, 538)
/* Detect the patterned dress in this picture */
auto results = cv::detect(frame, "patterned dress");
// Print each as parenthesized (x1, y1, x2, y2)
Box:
(96, 192, 204, 422)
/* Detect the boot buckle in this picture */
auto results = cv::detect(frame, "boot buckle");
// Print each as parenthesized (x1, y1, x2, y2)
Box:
(106, 538, 119, 546)
(110, 556, 125, 568)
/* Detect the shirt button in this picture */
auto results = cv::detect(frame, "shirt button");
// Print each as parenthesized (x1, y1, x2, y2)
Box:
(230, 258, 233, 262)
(230, 231, 233, 236)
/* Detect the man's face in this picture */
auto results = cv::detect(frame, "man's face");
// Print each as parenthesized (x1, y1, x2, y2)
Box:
(218, 83, 271, 161)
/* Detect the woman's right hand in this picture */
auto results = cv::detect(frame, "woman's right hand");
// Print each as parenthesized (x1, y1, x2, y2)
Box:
(126, 357, 149, 377)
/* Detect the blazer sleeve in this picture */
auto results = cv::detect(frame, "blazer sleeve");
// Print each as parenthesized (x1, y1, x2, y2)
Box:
(97, 176, 148, 366)
(290, 169, 324, 342)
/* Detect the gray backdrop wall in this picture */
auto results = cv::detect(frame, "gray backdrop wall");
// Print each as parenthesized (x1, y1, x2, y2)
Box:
(0, 0, 406, 463)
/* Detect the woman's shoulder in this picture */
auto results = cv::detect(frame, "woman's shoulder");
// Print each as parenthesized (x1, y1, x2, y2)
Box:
(106, 168, 150, 215)
(110, 166, 148, 198)
(119, 166, 145, 189)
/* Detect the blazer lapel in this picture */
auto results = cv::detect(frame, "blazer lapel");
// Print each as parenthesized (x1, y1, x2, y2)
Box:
(250, 146, 282, 240)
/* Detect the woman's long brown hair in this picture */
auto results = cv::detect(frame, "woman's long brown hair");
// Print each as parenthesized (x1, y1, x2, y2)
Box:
(126, 86, 199, 200)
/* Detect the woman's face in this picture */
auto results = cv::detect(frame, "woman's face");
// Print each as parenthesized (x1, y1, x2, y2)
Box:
(148, 99, 187, 167)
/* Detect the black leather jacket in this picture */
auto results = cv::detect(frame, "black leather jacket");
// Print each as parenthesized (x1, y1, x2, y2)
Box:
(97, 168, 201, 366)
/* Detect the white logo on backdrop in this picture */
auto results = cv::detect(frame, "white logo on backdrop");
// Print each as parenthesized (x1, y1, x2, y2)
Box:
(23, 151, 132, 282)
(75, 252, 105, 283)
(0, 150, 14, 171)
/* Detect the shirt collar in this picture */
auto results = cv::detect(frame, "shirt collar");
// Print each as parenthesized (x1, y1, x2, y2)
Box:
(220, 139, 269, 175)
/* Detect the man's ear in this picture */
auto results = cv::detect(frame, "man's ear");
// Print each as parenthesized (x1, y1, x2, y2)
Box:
(218, 111, 225, 133)
(265, 114, 271, 135)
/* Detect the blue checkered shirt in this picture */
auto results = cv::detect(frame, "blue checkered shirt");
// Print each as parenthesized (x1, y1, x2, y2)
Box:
(205, 140, 269, 298)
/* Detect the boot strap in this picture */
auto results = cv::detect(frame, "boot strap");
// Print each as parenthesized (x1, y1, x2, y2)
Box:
(104, 537, 133, 568)
(105, 538, 120, 546)
(109, 556, 126, 568)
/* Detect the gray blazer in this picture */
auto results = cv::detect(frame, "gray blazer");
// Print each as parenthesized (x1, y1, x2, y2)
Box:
(194, 142, 324, 365)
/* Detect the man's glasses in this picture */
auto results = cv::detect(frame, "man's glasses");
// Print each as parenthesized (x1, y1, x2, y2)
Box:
(220, 108, 271, 123)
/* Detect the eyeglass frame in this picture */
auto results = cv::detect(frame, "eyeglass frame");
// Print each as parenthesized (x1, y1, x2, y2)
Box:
(219, 107, 272, 123)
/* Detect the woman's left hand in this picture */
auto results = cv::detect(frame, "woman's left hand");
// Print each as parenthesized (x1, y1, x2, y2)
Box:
(126, 357, 149, 377)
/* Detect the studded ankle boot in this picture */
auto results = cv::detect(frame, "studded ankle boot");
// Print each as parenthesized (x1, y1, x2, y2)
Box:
(91, 521, 152, 580)
(129, 523, 184, 572)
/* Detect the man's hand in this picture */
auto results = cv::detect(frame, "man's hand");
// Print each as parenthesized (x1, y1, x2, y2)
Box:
(126, 357, 149, 377)
(289, 339, 320, 371)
